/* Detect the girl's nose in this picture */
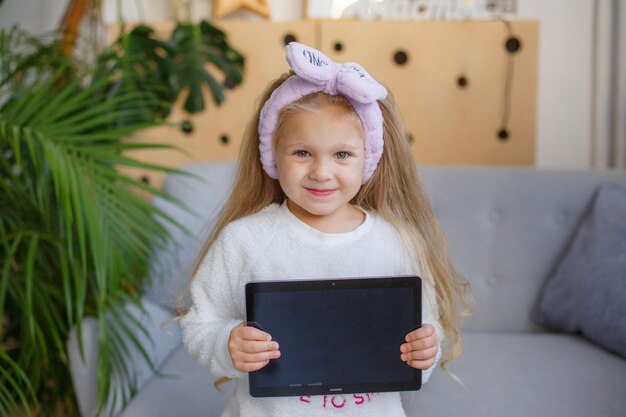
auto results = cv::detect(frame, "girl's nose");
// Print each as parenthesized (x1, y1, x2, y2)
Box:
(309, 158, 332, 181)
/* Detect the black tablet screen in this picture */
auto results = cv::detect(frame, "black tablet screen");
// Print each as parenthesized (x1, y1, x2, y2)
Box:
(246, 276, 421, 397)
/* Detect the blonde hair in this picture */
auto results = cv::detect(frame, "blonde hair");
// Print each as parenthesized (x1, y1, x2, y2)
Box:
(179, 71, 472, 388)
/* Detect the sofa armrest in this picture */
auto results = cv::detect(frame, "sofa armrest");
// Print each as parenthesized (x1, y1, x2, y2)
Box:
(67, 297, 181, 417)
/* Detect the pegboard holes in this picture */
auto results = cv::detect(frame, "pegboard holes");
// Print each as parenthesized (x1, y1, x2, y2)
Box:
(497, 128, 510, 141)
(505, 37, 522, 53)
(180, 120, 194, 135)
(283, 33, 297, 46)
(393, 50, 409, 66)
(223, 76, 237, 89)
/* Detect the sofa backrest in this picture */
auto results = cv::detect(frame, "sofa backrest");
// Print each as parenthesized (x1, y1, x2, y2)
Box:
(145, 161, 626, 332)
(420, 167, 626, 332)
(145, 162, 237, 314)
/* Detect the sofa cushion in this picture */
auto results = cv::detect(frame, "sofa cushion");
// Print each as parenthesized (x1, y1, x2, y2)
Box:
(533, 183, 626, 358)
(117, 332, 626, 417)
(407, 332, 626, 417)
(118, 345, 235, 417)
(68, 297, 182, 417)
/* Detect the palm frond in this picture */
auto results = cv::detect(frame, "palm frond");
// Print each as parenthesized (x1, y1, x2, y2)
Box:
(1, 18, 244, 416)
(0, 350, 35, 417)
(0, 66, 186, 414)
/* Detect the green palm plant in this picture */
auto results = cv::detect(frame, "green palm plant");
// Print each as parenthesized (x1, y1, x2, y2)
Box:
(0, 17, 244, 417)
(0, 67, 180, 416)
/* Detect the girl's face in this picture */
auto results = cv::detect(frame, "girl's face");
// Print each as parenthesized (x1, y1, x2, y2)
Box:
(274, 104, 365, 232)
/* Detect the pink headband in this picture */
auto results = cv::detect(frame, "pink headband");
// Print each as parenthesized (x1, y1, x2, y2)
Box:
(258, 42, 388, 183)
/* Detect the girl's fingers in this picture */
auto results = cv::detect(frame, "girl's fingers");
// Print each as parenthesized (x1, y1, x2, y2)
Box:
(400, 336, 436, 353)
(400, 345, 438, 362)
(238, 325, 272, 341)
(229, 325, 281, 372)
(237, 360, 270, 373)
(406, 357, 436, 370)
(240, 350, 281, 364)
(405, 324, 435, 342)
(240, 340, 279, 354)
(232, 349, 281, 372)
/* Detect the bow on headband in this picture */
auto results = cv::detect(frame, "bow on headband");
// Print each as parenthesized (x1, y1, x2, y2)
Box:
(258, 42, 388, 183)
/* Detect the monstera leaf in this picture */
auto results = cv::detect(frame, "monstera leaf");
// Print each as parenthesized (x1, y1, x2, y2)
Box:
(95, 24, 175, 123)
(169, 20, 244, 113)
(97, 20, 244, 121)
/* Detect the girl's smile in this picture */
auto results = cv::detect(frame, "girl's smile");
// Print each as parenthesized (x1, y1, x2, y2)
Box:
(274, 104, 366, 233)
(305, 187, 337, 197)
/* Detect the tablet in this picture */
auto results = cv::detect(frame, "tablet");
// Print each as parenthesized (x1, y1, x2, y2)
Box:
(245, 276, 422, 398)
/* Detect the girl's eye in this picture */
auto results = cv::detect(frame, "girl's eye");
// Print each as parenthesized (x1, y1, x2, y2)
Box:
(295, 150, 309, 157)
(335, 151, 350, 160)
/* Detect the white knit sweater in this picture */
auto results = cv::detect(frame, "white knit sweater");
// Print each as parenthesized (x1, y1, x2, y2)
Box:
(181, 201, 442, 417)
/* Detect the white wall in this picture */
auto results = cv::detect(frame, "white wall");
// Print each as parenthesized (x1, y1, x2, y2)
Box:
(1, 0, 599, 168)
(0, 0, 67, 34)
(97, 0, 303, 23)
(516, 0, 595, 168)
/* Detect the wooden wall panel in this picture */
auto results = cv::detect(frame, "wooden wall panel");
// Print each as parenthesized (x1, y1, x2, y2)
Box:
(117, 20, 538, 189)
(319, 20, 538, 166)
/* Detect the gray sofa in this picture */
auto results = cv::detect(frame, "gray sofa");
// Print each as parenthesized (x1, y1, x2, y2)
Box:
(68, 161, 626, 417)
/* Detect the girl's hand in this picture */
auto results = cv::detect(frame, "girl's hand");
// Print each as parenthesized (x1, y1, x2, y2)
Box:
(228, 324, 281, 372)
(400, 323, 439, 370)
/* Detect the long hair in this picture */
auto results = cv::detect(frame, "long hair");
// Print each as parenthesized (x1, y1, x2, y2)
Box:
(178, 71, 472, 386)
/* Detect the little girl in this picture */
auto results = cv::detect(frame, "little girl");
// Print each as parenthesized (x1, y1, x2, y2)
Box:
(180, 42, 470, 417)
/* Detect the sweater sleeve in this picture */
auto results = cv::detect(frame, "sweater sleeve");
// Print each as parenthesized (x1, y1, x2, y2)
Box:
(180, 227, 247, 379)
